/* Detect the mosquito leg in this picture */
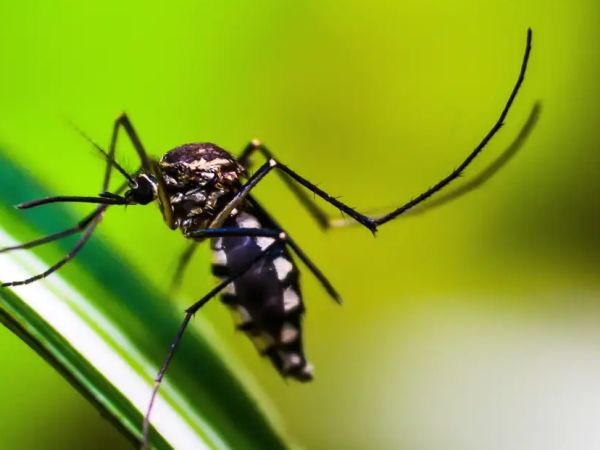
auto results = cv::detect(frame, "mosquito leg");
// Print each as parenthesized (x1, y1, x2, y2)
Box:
(240, 99, 538, 230)
(388, 101, 542, 219)
(141, 238, 284, 450)
(188, 226, 340, 302)
(102, 114, 175, 225)
(0, 193, 125, 286)
(2, 117, 152, 286)
(103, 116, 178, 228)
(284, 236, 340, 302)
(238, 140, 332, 230)
(172, 192, 338, 290)
(239, 145, 377, 230)
(0, 209, 99, 254)
(0, 117, 146, 285)
(207, 157, 377, 235)
(237, 139, 265, 167)
(250, 196, 341, 302)
(106, 113, 152, 188)
(1, 210, 105, 287)
(186, 227, 282, 239)
(366, 34, 532, 227)
(330, 104, 540, 228)
(1, 114, 152, 287)
(208, 160, 276, 228)
(232, 29, 532, 234)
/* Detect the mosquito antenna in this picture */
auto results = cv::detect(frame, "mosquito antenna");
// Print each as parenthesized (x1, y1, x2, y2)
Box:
(66, 118, 136, 186)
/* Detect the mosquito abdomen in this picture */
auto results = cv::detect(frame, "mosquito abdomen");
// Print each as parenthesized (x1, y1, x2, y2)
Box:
(210, 210, 313, 381)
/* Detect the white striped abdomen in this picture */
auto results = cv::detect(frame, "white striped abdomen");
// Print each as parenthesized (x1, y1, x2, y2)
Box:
(210, 210, 313, 381)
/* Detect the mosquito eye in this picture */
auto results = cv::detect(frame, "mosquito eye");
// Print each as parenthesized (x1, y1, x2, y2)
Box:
(132, 175, 157, 204)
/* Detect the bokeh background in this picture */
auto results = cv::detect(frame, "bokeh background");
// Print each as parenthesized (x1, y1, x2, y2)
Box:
(0, 1, 598, 449)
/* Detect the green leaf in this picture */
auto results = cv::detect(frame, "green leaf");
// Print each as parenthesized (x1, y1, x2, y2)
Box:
(0, 152, 289, 450)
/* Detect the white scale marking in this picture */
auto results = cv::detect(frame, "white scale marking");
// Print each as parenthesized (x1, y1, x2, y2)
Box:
(280, 323, 298, 344)
(279, 351, 302, 371)
(221, 282, 236, 295)
(232, 305, 252, 326)
(302, 363, 314, 377)
(256, 236, 275, 251)
(212, 250, 227, 265)
(283, 287, 301, 312)
(251, 332, 275, 353)
(273, 257, 293, 281)
(236, 212, 260, 229)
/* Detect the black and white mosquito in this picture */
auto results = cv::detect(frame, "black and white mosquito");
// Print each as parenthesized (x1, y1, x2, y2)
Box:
(0, 30, 532, 449)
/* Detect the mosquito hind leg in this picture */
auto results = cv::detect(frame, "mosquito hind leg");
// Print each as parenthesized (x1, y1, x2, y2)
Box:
(141, 237, 285, 450)
(249, 196, 342, 303)
(235, 29, 532, 233)
(188, 225, 340, 302)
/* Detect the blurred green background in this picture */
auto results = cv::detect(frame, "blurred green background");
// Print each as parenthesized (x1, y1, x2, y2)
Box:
(0, 1, 598, 449)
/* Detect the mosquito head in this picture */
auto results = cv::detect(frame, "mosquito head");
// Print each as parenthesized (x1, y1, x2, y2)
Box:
(124, 173, 158, 205)
(158, 143, 245, 232)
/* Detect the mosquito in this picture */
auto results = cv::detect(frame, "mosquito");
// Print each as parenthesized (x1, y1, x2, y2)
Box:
(0, 30, 532, 449)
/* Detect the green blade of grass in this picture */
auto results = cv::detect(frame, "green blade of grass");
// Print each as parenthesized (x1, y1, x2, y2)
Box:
(0, 277, 174, 449)
(0, 151, 289, 450)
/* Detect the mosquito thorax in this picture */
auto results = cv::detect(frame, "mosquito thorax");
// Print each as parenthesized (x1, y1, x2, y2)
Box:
(159, 143, 245, 233)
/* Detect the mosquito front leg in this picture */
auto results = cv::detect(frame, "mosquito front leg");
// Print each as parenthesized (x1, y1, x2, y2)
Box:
(106, 113, 152, 188)
(0, 208, 100, 255)
(1, 212, 104, 287)
(0, 115, 154, 287)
